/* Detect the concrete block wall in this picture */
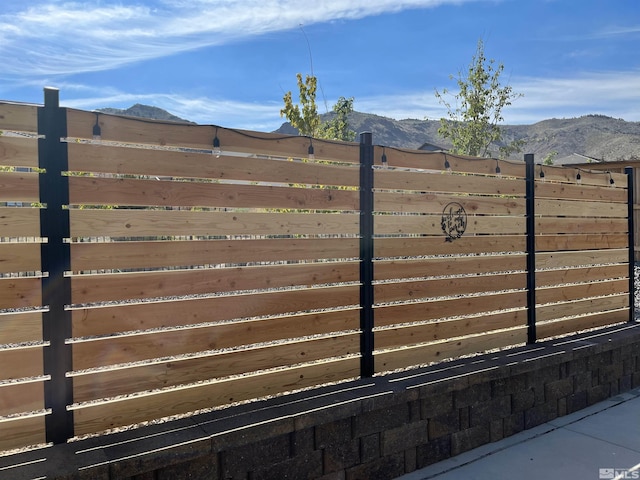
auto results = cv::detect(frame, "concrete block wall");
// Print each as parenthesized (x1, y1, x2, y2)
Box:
(2, 324, 639, 480)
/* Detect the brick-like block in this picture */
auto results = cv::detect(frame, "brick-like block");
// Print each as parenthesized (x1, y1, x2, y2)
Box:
(491, 374, 527, 397)
(156, 455, 218, 480)
(428, 410, 459, 440)
(588, 351, 612, 370)
(292, 428, 315, 456)
(221, 434, 291, 479)
(470, 395, 511, 426)
(524, 402, 557, 429)
(503, 412, 524, 437)
(353, 404, 410, 438)
(587, 384, 611, 406)
(633, 371, 640, 388)
(512, 388, 535, 413)
(381, 420, 429, 456)
(490, 419, 504, 443)
(451, 425, 490, 456)
(323, 438, 361, 473)
(253, 451, 323, 480)
(316, 418, 352, 450)
(420, 392, 453, 419)
(360, 434, 381, 463)
(619, 375, 633, 393)
(453, 383, 491, 409)
(573, 372, 593, 393)
(404, 448, 417, 474)
(566, 391, 588, 414)
(599, 363, 624, 385)
(545, 378, 574, 401)
(416, 436, 451, 468)
(345, 452, 405, 480)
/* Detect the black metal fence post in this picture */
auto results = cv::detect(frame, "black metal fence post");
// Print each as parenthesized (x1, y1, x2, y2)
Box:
(626, 167, 636, 322)
(359, 132, 375, 377)
(525, 153, 537, 344)
(38, 87, 74, 443)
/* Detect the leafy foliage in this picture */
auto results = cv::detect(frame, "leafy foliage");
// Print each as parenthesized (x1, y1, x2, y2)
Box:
(319, 96, 356, 141)
(280, 73, 321, 138)
(435, 39, 524, 158)
(281, 74, 355, 141)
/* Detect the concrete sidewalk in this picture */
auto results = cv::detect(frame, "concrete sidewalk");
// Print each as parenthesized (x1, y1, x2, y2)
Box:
(397, 387, 640, 480)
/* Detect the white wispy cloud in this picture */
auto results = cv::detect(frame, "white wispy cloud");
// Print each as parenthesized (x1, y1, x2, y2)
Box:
(357, 70, 640, 125)
(60, 86, 283, 131)
(0, 0, 481, 78)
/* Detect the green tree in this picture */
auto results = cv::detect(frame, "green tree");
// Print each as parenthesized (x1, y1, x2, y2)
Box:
(435, 39, 524, 158)
(280, 73, 321, 138)
(542, 151, 558, 166)
(281, 75, 355, 141)
(318, 96, 356, 141)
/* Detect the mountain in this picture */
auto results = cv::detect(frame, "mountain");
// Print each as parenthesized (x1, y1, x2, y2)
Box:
(277, 112, 640, 163)
(97, 104, 194, 124)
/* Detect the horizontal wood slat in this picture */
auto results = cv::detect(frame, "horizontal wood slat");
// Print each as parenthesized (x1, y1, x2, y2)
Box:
(66, 109, 361, 163)
(379, 149, 526, 178)
(0, 243, 42, 273)
(534, 168, 627, 187)
(72, 285, 360, 337)
(375, 254, 526, 281)
(71, 261, 359, 304)
(68, 176, 359, 211)
(374, 214, 524, 236)
(0, 136, 39, 168)
(375, 327, 527, 373)
(70, 237, 360, 271)
(67, 142, 360, 186)
(535, 182, 628, 203)
(0, 103, 38, 133)
(375, 272, 526, 304)
(0, 415, 46, 452)
(536, 279, 629, 305)
(374, 192, 526, 215)
(72, 356, 361, 436)
(374, 309, 526, 350)
(536, 198, 628, 218)
(536, 234, 628, 252)
(70, 209, 359, 238)
(536, 294, 629, 323)
(375, 170, 525, 196)
(375, 235, 526, 257)
(536, 217, 627, 235)
(0, 380, 44, 416)
(536, 308, 629, 340)
(0, 171, 39, 202)
(0, 345, 44, 381)
(73, 319, 359, 370)
(0, 277, 42, 309)
(374, 291, 527, 328)
(73, 333, 360, 401)
(536, 249, 628, 269)
(0, 207, 41, 238)
(536, 264, 628, 287)
(0, 311, 43, 344)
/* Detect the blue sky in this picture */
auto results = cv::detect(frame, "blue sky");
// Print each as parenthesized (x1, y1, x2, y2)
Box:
(1, 0, 639, 131)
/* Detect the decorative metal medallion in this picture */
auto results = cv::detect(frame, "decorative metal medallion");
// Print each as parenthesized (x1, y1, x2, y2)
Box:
(441, 202, 467, 242)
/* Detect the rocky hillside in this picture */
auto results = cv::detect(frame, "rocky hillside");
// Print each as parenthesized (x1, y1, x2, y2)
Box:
(97, 104, 193, 124)
(278, 112, 640, 162)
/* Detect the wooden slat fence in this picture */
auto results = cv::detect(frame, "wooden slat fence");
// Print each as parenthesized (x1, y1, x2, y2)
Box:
(0, 102, 47, 452)
(0, 89, 634, 453)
